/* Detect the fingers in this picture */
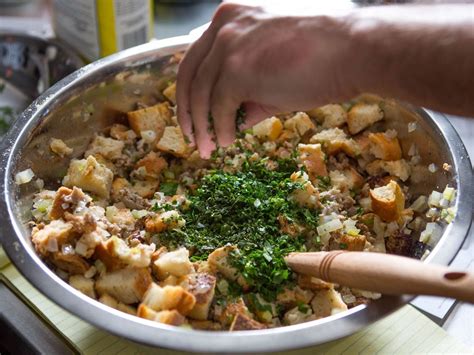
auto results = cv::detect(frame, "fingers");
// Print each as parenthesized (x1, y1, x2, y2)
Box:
(176, 28, 217, 144)
(177, 3, 246, 148)
(210, 76, 241, 148)
(189, 28, 233, 158)
(238, 102, 279, 131)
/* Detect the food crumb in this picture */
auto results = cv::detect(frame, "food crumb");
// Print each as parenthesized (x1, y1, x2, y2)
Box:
(408, 121, 417, 133)
(428, 163, 438, 173)
(50, 138, 73, 157)
(442, 163, 452, 172)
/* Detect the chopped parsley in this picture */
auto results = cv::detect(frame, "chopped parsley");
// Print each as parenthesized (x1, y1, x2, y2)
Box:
(159, 181, 178, 196)
(235, 105, 246, 131)
(156, 158, 320, 300)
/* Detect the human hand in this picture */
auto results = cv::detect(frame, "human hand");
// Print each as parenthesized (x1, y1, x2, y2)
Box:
(177, 3, 359, 158)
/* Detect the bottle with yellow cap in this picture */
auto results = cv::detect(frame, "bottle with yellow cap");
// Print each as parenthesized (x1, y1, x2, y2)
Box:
(52, 0, 154, 62)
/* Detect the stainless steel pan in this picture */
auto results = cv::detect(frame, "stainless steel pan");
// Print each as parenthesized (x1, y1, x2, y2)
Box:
(0, 35, 472, 353)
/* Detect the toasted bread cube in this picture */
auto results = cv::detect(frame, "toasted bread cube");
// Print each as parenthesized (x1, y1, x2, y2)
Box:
(340, 233, 366, 251)
(94, 237, 128, 271)
(310, 128, 360, 157)
(111, 177, 130, 199)
(218, 298, 251, 326)
(84, 136, 125, 161)
(297, 275, 333, 291)
(163, 82, 177, 105)
(145, 210, 185, 234)
(153, 248, 193, 279)
(50, 186, 90, 220)
(309, 104, 347, 128)
(298, 143, 328, 179)
(284, 112, 316, 136)
(99, 293, 119, 309)
(207, 246, 249, 290)
(368, 132, 402, 161)
(51, 252, 90, 275)
(138, 305, 185, 325)
(366, 159, 411, 182)
(31, 220, 74, 255)
(63, 156, 114, 198)
(109, 124, 137, 142)
(370, 180, 405, 222)
(135, 151, 168, 179)
(289, 171, 319, 209)
(127, 102, 172, 139)
(180, 273, 216, 320)
(50, 138, 73, 157)
(229, 312, 266, 331)
(131, 180, 159, 199)
(69, 275, 96, 299)
(117, 302, 137, 315)
(283, 306, 313, 325)
(141, 283, 196, 315)
(329, 167, 364, 192)
(347, 103, 384, 135)
(156, 126, 189, 157)
(277, 286, 314, 308)
(252, 117, 283, 141)
(96, 267, 152, 304)
(311, 288, 348, 318)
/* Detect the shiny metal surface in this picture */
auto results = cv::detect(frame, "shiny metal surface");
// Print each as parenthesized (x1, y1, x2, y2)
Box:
(0, 33, 84, 99)
(0, 36, 472, 353)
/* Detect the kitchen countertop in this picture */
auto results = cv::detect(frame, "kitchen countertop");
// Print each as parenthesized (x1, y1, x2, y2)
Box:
(1, 0, 473, 352)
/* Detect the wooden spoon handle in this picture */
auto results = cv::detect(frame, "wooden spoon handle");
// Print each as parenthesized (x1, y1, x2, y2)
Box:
(285, 251, 474, 303)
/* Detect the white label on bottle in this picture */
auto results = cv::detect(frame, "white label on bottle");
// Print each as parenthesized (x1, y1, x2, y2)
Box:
(113, 0, 151, 51)
(53, 0, 100, 61)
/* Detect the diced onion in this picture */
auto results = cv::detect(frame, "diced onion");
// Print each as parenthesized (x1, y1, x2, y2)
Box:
(343, 219, 360, 236)
(428, 163, 438, 173)
(317, 218, 343, 236)
(428, 191, 442, 207)
(106, 206, 118, 220)
(442, 186, 456, 202)
(140, 130, 156, 143)
(410, 195, 428, 213)
(419, 222, 442, 247)
(84, 266, 97, 279)
(75, 241, 88, 256)
(408, 122, 417, 133)
(15, 169, 35, 185)
(408, 144, 417, 157)
(426, 207, 439, 218)
(132, 209, 148, 219)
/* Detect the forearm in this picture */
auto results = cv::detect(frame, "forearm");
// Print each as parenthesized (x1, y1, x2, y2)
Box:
(344, 4, 474, 116)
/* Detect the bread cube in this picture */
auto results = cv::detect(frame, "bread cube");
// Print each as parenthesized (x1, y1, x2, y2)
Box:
(229, 312, 266, 331)
(109, 124, 137, 142)
(207, 246, 249, 290)
(131, 180, 159, 199)
(309, 104, 347, 128)
(96, 267, 152, 304)
(50, 186, 90, 220)
(340, 233, 366, 251)
(51, 252, 90, 275)
(127, 102, 172, 139)
(329, 167, 364, 192)
(298, 143, 328, 180)
(137, 305, 185, 326)
(153, 248, 193, 279)
(145, 210, 185, 234)
(69, 275, 96, 299)
(180, 273, 216, 320)
(163, 82, 176, 104)
(368, 132, 402, 161)
(99, 293, 119, 308)
(310, 128, 360, 157)
(311, 288, 348, 318)
(369, 180, 405, 222)
(62, 156, 114, 198)
(156, 126, 189, 157)
(85, 136, 124, 161)
(141, 283, 196, 315)
(283, 306, 313, 325)
(252, 117, 283, 141)
(135, 151, 168, 179)
(277, 286, 314, 309)
(31, 219, 74, 255)
(366, 159, 411, 182)
(284, 112, 316, 136)
(347, 103, 383, 134)
(297, 275, 333, 291)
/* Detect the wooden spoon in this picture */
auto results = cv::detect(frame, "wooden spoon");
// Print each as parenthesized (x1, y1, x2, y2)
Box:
(285, 251, 474, 303)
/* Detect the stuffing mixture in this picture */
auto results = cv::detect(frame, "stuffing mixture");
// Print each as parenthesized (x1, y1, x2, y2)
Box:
(23, 79, 456, 331)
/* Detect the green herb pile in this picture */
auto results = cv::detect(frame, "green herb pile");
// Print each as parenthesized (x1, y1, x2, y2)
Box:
(155, 158, 320, 300)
